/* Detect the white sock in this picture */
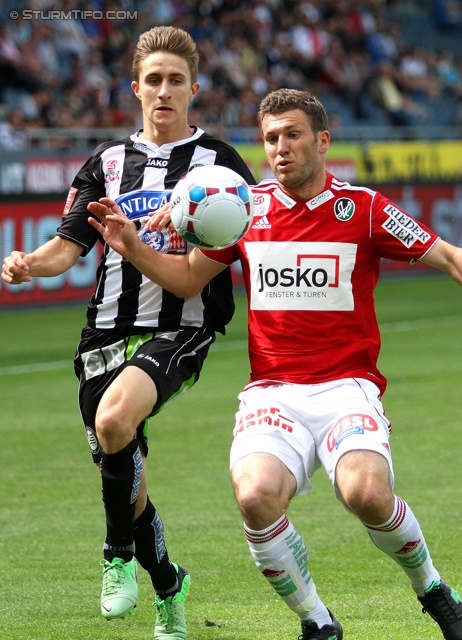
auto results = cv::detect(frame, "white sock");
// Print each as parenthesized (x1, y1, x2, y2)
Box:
(363, 495, 440, 596)
(244, 515, 331, 626)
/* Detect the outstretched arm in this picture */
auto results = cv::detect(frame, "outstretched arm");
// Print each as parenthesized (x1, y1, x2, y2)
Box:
(2, 236, 83, 284)
(87, 198, 226, 298)
(421, 239, 462, 285)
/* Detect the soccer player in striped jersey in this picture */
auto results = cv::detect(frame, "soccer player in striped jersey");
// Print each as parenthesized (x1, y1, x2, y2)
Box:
(2, 26, 254, 639)
(87, 89, 462, 640)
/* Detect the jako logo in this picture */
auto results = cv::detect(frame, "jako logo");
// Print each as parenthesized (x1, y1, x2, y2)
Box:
(137, 354, 160, 366)
(147, 158, 169, 168)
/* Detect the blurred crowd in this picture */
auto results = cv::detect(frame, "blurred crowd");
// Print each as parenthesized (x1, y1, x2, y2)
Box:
(1, 0, 462, 148)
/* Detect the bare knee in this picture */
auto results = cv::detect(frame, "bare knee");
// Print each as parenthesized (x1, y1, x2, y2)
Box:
(341, 479, 389, 517)
(231, 453, 296, 530)
(95, 402, 132, 452)
(336, 450, 394, 524)
(234, 474, 279, 521)
(95, 368, 157, 454)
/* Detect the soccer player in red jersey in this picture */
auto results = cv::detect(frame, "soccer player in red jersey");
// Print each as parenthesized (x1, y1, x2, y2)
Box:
(86, 88, 462, 640)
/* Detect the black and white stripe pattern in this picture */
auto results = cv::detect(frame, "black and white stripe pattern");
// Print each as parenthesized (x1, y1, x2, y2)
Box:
(58, 128, 255, 333)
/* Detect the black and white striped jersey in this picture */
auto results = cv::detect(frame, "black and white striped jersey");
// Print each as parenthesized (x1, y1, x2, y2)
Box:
(57, 127, 255, 333)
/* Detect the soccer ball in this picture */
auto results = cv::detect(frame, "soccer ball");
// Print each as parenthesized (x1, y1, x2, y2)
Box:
(170, 165, 254, 249)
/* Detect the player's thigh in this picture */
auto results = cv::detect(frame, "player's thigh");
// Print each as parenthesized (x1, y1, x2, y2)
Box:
(75, 327, 154, 460)
(97, 366, 158, 428)
(335, 448, 394, 521)
(129, 329, 213, 414)
(231, 385, 318, 498)
(315, 378, 394, 494)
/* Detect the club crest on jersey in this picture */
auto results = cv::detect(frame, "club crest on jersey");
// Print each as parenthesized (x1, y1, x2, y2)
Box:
(253, 193, 271, 217)
(105, 159, 120, 183)
(140, 226, 186, 254)
(334, 198, 355, 221)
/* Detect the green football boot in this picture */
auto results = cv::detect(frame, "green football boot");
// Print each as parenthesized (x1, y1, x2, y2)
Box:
(154, 564, 190, 639)
(100, 556, 138, 620)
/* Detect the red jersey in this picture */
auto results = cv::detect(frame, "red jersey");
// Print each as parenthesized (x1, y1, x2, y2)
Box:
(202, 172, 439, 395)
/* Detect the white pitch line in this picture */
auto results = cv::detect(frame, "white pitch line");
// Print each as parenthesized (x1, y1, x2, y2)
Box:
(380, 314, 461, 333)
(0, 317, 460, 377)
(0, 340, 249, 377)
(0, 360, 70, 376)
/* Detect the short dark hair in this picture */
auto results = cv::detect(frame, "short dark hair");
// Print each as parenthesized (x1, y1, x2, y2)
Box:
(257, 89, 329, 133)
(132, 26, 199, 84)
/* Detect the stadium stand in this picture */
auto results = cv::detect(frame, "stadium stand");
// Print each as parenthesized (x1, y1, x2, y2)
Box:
(0, 0, 461, 146)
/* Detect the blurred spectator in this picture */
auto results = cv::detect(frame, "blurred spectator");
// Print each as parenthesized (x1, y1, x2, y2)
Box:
(21, 87, 58, 127)
(215, 34, 249, 94)
(78, 3, 107, 50)
(84, 47, 112, 107)
(0, 0, 460, 136)
(432, 0, 462, 31)
(0, 108, 28, 149)
(31, 23, 62, 83)
(435, 49, 460, 95)
(320, 37, 371, 119)
(368, 60, 428, 126)
(51, 2, 90, 76)
(334, 0, 375, 53)
(398, 45, 442, 101)
(0, 20, 44, 103)
(137, 0, 185, 26)
(290, 4, 331, 82)
(364, 20, 401, 65)
(7, 11, 32, 48)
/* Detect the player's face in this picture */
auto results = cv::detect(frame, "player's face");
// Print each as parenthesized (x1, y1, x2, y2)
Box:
(132, 51, 200, 144)
(261, 109, 330, 199)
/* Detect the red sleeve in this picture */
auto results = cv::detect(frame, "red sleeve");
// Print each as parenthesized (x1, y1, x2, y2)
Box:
(200, 243, 239, 264)
(371, 191, 439, 261)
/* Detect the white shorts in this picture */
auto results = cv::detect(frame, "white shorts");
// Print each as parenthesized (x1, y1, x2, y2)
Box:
(230, 378, 393, 498)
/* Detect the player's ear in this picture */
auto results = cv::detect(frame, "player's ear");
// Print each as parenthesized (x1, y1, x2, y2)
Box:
(190, 82, 200, 102)
(318, 129, 330, 155)
(131, 81, 142, 100)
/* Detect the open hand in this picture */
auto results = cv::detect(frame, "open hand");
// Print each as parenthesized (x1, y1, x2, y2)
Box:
(145, 201, 172, 232)
(87, 197, 140, 258)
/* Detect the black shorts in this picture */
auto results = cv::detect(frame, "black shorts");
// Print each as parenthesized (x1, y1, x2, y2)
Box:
(74, 325, 215, 463)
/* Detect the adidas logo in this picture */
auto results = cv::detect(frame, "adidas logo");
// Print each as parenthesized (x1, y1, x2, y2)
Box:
(253, 215, 271, 229)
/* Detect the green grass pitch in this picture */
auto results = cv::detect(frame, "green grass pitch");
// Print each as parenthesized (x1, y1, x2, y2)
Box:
(1, 273, 461, 639)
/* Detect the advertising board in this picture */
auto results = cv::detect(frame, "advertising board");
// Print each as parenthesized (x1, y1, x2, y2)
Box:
(0, 198, 100, 307)
(1, 141, 461, 307)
